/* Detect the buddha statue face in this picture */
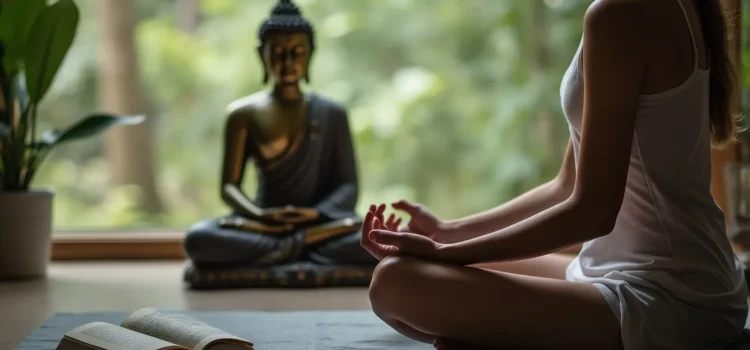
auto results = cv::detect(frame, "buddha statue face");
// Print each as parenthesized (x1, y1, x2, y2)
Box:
(257, 0, 316, 94)
(259, 32, 312, 87)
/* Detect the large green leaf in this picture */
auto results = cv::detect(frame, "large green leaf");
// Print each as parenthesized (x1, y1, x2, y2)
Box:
(24, 0, 79, 104)
(0, 0, 46, 74)
(42, 114, 144, 146)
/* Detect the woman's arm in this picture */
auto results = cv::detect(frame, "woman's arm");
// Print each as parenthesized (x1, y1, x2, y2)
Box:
(440, 0, 647, 265)
(441, 140, 576, 244)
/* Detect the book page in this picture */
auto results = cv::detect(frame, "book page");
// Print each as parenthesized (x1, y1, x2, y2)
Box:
(121, 308, 253, 350)
(62, 322, 186, 350)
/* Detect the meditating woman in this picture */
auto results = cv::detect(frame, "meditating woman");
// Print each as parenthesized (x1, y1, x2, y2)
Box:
(361, 0, 748, 349)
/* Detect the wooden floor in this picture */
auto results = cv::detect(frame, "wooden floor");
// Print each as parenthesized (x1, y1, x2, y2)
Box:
(0, 261, 371, 350)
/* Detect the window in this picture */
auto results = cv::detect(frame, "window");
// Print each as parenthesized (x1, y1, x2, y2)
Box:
(43, 0, 595, 237)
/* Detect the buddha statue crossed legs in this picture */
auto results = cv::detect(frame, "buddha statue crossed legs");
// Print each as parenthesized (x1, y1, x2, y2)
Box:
(183, 0, 377, 288)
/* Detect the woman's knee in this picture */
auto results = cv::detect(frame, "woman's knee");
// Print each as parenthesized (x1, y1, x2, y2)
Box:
(369, 256, 427, 315)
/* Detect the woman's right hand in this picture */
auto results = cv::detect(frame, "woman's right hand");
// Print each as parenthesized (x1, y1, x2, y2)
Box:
(388, 199, 454, 242)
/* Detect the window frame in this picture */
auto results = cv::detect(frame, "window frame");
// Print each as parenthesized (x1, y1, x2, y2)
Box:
(50, 0, 744, 260)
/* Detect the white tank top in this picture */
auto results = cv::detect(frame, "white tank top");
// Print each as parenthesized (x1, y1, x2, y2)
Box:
(563, 0, 746, 312)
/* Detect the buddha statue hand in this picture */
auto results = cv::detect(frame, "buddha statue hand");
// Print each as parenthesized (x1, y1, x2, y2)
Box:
(260, 206, 320, 224)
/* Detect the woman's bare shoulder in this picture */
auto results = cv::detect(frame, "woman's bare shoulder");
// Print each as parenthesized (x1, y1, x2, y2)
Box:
(583, 0, 663, 51)
(585, 0, 658, 31)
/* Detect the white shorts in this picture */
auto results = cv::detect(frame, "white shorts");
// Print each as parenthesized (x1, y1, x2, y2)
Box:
(570, 265, 748, 349)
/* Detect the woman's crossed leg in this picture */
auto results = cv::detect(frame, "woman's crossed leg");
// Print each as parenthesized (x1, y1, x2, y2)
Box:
(369, 254, 622, 349)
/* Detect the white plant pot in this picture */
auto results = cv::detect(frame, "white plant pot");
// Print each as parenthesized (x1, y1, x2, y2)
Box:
(0, 190, 53, 280)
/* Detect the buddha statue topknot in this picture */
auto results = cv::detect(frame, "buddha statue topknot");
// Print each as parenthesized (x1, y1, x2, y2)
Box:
(182, 0, 377, 289)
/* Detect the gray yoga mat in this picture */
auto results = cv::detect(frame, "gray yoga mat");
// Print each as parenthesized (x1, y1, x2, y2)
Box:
(17, 310, 431, 350)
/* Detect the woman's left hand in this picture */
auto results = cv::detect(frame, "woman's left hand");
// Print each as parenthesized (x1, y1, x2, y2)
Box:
(362, 204, 447, 261)
(370, 229, 446, 261)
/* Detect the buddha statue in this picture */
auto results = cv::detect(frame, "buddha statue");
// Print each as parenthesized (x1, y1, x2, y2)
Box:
(183, 0, 377, 289)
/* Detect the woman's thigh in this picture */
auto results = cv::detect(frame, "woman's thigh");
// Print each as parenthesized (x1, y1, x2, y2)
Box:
(471, 253, 575, 279)
(369, 256, 621, 350)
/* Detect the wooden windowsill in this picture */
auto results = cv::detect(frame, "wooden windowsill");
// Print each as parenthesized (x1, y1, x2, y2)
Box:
(52, 230, 187, 260)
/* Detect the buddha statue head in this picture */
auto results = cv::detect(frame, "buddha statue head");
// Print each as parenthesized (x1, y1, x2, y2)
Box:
(257, 0, 315, 91)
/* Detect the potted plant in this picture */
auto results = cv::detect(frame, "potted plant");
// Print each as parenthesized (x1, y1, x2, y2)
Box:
(0, 0, 143, 280)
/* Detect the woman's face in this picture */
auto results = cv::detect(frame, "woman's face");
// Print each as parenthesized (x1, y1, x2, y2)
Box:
(262, 32, 311, 86)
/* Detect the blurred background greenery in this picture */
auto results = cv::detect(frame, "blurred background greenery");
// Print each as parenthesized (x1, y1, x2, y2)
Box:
(33, 0, 615, 232)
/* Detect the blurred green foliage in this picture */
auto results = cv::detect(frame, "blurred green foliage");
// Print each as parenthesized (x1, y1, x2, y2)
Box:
(36, 0, 595, 231)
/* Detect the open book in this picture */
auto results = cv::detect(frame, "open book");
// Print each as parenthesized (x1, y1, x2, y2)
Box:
(55, 308, 254, 350)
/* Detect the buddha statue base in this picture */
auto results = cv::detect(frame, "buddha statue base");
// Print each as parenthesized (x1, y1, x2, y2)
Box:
(183, 261, 374, 289)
